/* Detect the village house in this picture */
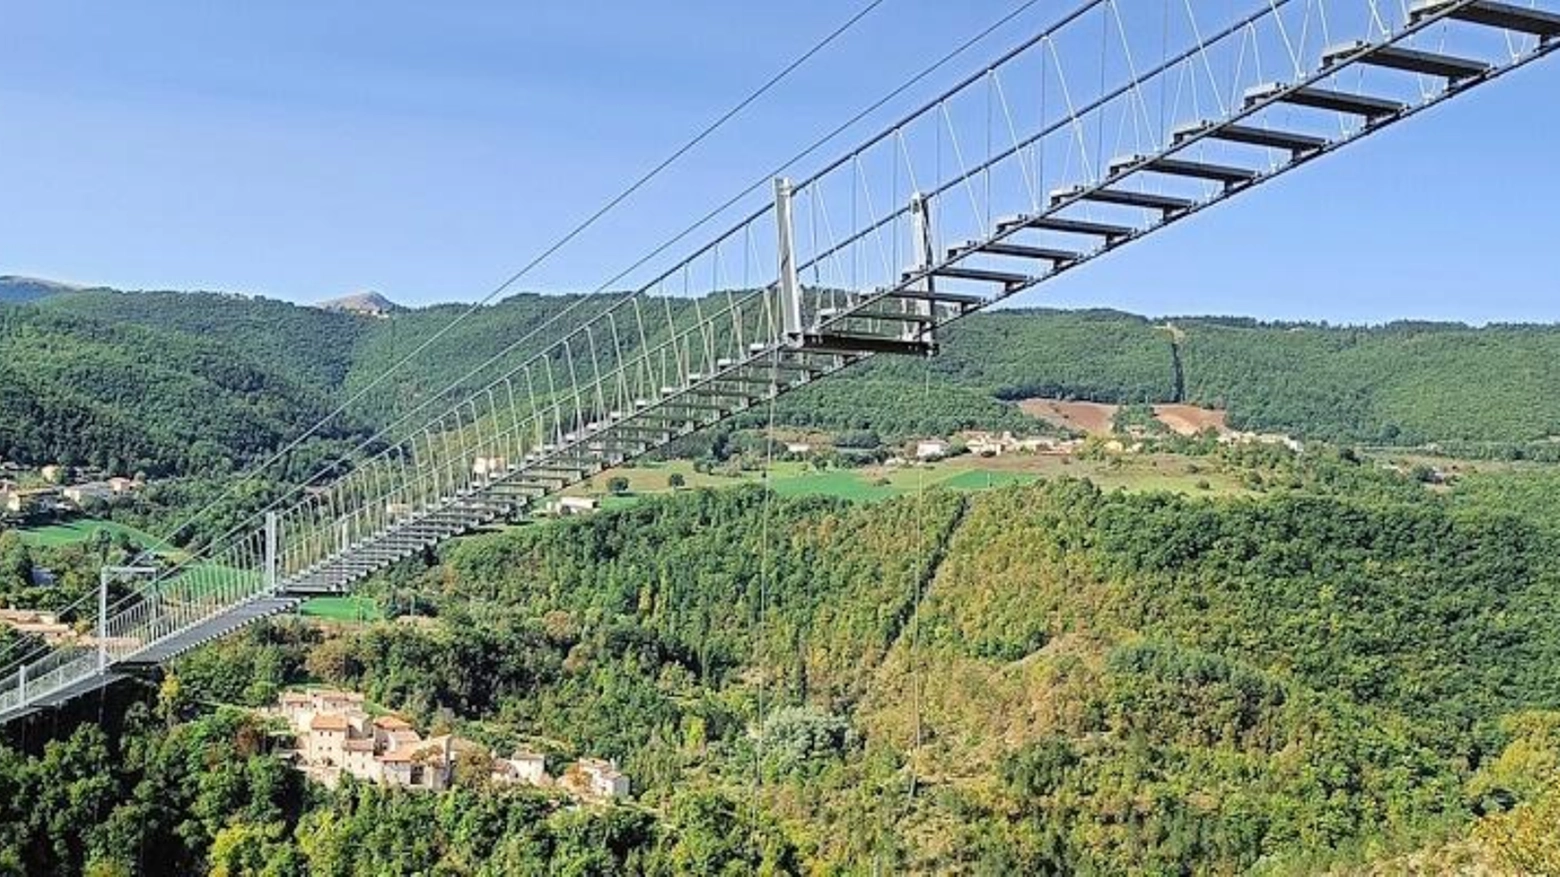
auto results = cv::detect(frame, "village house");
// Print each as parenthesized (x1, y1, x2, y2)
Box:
(63, 482, 115, 508)
(0, 491, 26, 515)
(0, 608, 77, 646)
(569, 758, 631, 799)
(39, 465, 64, 484)
(493, 749, 549, 787)
(106, 476, 140, 494)
(1016, 436, 1067, 453)
(308, 712, 350, 767)
(1219, 431, 1304, 453)
(0, 486, 57, 515)
(275, 689, 627, 799)
(275, 688, 440, 790)
(914, 439, 950, 461)
(378, 736, 457, 791)
(960, 430, 1077, 457)
(545, 495, 599, 516)
(963, 432, 1006, 457)
(784, 442, 813, 455)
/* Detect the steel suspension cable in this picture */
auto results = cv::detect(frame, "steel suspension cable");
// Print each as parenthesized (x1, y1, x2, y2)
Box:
(131, 0, 890, 562)
(144, 0, 1072, 578)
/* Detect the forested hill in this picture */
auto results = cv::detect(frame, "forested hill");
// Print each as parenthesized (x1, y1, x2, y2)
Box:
(34, 289, 372, 393)
(846, 310, 1560, 446)
(0, 275, 91, 305)
(6, 456, 1560, 872)
(0, 305, 369, 476)
(4, 285, 1558, 475)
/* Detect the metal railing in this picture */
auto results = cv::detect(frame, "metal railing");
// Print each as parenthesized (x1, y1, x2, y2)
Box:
(2, 0, 1554, 723)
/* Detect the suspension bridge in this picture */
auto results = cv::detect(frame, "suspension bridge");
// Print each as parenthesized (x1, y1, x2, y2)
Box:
(1, 0, 1555, 725)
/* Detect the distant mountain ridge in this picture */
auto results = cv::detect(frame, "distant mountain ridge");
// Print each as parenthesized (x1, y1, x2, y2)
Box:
(1, 282, 1557, 478)
(317, 291, 402, 317)
(0, 275, 90, 304)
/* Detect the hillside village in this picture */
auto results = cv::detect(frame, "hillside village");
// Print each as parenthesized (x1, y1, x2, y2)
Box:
(0, 459, 143, 521)
(273, 688, 630, 801)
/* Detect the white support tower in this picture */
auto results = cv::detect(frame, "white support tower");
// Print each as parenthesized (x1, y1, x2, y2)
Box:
(775, 177, 805, 344)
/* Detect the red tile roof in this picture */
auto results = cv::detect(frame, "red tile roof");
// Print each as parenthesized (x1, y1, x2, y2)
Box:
(311, 714, 349, 731)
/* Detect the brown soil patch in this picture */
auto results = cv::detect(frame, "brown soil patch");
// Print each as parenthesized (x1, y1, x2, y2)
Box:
(1152, 404, 1231, 436)
(1019, 398, 1118, 435)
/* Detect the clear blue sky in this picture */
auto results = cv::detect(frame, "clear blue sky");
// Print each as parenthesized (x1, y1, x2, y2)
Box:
(3, 1, 1556, 324)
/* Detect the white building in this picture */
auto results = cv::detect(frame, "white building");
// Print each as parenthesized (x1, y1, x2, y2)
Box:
(964, 432, 1005, 457)
(915, 440, 950, 461)
(576, 758, 630, 799)
(494, 749, 549, 787)
(0, 491, 25, 514)
(547, 496, 599, 516)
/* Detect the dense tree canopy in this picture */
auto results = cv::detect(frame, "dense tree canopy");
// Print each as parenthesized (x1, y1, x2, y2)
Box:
(5, 448, 1558, 872)
(8, 291, 1560, 481)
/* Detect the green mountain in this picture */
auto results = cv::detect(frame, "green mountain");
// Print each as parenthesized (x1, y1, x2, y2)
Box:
(5, 284, 1559, 477)
(4, 282, 1558, 872)
(0, 305, 369, 476)
(36, 288, 373, 393)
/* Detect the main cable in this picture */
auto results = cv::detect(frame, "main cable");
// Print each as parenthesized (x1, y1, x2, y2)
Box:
(131, 0, 889, 562)
(132, 0, 1064, 581)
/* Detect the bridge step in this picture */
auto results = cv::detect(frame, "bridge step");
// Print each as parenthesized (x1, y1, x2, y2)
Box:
(918, 266, 1035, 287)
(1323, 41, 1491, 80)
(881, 287, 985, 307)
(819, 306, 936, 325)
(1053, 185, 1193, 215)
(795, 332, 936, 356)
(1114, 155, 1259, 187)
(1176, 120, 1328, 155)
(706, 374, 779, 388)
(1246, 83, 1405, 119)
(1412, 0, 1560, 37)
(962, 241, 1081, 263)
(653, 399, 728, 412)
(998, 215, 1137, 240)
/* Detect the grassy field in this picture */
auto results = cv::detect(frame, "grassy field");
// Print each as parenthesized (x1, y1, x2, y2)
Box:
(298, 595, 383, 623)
(578, 452, 1245, 508)
(15, 519, 166, 551)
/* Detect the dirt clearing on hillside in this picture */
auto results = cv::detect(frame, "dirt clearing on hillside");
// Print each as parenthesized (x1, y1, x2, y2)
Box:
(1152, 404, 1230, 436)
(1019, 399, 1119, 435)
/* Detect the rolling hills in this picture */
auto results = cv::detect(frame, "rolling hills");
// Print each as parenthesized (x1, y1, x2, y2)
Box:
(3, 282, 1558, 477)
(9, 456, 1557, 873)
